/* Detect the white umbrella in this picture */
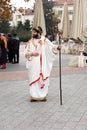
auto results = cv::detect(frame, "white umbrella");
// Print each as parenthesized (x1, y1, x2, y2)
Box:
(60, 2, 70, 40)
(33, 0, 46, 36)
(71, 0, 87, 42)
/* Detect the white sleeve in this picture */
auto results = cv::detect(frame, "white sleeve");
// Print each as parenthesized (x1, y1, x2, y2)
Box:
(46, 38, 54, 47)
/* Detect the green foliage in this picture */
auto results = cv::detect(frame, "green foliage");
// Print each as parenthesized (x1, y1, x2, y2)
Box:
(11, 27, 32, 42)
(15, 20, 31, 34)
(43, 0, 55, 35)
(19, 33, 32, 42)
(24, 20, 31, 31)
(17, 21, 24, 31)
(11, 29, 31, 42)
(0, 19, 11, 33)
(11, 20, 32, 42)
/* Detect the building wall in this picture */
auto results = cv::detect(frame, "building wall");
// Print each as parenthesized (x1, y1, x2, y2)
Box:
(10, 10, 34, 27)
(53, 0, 74, 21)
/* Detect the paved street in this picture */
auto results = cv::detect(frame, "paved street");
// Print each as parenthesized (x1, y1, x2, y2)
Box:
(0, 44, 87, 130)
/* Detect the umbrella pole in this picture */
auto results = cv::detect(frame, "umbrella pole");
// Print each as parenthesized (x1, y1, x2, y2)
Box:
(59, 35, 63, 105)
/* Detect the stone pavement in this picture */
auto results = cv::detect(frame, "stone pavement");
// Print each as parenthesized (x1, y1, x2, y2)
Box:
(0, 45, 87, 130)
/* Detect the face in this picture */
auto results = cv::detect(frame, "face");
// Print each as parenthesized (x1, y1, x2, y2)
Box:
(32, 30, 38, 39)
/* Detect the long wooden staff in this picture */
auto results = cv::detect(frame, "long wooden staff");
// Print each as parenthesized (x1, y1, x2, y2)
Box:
(57, 19, 63, 105)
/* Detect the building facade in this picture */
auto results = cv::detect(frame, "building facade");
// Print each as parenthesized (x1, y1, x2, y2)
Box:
(10, 0, 74, 27)
(10, 9, 34, 27)
(53, 0, 74, 21)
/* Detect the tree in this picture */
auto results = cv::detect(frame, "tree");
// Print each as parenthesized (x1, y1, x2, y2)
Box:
(18, 7, 25, 15)
(42, 0, 55, 35)
(0, 0, 12, 20)
(17, 21, 24, 31)
(0, 0, 30, 20)
(24, 20, 31, 31)
(0, 19, 11, 33)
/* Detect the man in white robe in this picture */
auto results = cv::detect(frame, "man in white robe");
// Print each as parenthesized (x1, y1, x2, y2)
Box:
(24, 26, 60, 102)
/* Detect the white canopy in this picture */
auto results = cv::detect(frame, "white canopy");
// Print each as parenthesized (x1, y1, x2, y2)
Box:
(33, 0, 46, 36)
(71, 0, 87, 42)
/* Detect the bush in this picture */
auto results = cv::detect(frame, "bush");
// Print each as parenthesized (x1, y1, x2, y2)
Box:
(19, 34, 32, 42)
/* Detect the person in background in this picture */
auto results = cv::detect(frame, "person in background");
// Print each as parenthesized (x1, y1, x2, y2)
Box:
(24, 26, 61, 102)
(0, 34, 7, 69)
(7, 33, 13, 63)
(12, 33, 20, 63)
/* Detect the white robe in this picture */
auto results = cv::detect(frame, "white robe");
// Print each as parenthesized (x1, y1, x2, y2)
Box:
(24, 36, 58, 100)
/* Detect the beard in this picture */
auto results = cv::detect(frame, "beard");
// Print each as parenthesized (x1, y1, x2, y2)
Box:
(32, 34, 38, 39)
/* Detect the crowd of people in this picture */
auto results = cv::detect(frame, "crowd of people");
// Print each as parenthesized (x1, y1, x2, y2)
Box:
(0, 33, 20, 69)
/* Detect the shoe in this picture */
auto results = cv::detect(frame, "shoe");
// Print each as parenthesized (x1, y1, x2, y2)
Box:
(0, 64, 6, 69)
(30, 99, 37, 102)
(30, 98, 47, 102)
(41, 98, 47, 102)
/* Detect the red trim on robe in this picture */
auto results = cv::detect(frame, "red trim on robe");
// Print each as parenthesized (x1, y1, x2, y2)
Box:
(40, 84, 45, 89)
(29, 38, 48, 89)
(29, 76, 48, 86)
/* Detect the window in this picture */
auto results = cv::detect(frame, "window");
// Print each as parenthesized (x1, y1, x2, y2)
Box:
(17, 15, 21, 19)
(68, 10, 73, 15)
(58, 10, 62, 15)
